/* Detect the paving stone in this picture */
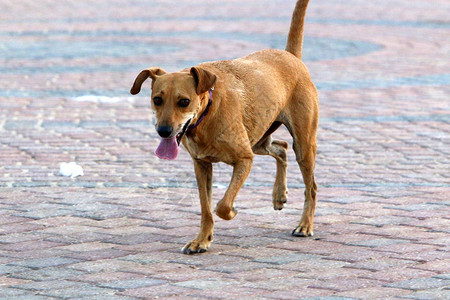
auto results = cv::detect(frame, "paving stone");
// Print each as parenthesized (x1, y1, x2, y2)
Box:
(0, 216, 32, 226)
(98, 278, 167, 290)
(225, 267, 300, 282)
(434, 274, 450, 280)
(173, 278, 237, 290)
(301, 297, 357, 300)
(39, 285, 118, 299)
(0, 232, 51, 244)
(55, 241, 117, 252)
(119, 284, 196, 299)
(117, 253, 162, 265)
(73, 205, 141, 221)
(384, 277, 449, 291)
(252, 253, 321, 265)
(411, 259, 450, 273)
(4, 281, 32, 298)
(337, 286, 411, 299)
(276, 257, 351, 273)
(390, 250, 450, 263)
(150, 268, 222, 282)
(63, 248, 131, 261)
(104, 233, 171, 245)
(72, 271, 144, 284)
(323, 248, 394, 264)
(12, 279, 85, 291)
(0, 240, 65, 252)
(0, 294, 50, 300)
(344, 258, 416, 272)
(346, 238, 409, 248)
(217, 236, 282, 248)
(264, 289, 332, 300)
(0, 288, 28, 298)
(308, 278, 383, 293)
(4, 248, 75, 262)
(374, 242, 438, 254)
(78, 295, 139, 300)
(182, 286, 269, 299)
(43, 231, 117, 244)
(10, 267, 87, 281)
(201, 261, 274, 274)
(0, 223, 47, 236)
(398, 288, 450, 300)
(359, 267, 437, 283)
(68, 259, 164, 276)
(3, 121, 38, 130)
(8, 257, 81, 270)
(0, 265, 31, 276)
(169, 253, 248, 268)
(12, 206, 75, 220)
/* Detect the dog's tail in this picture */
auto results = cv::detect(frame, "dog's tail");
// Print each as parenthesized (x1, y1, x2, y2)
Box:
(285, 0, 310, 60)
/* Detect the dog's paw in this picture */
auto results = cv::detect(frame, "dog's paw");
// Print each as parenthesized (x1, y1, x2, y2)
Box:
(182, 240, 210, 255)
(292, 225, 314, 237)
(273, 195, 287, 211)
(215, 205, 237, 221)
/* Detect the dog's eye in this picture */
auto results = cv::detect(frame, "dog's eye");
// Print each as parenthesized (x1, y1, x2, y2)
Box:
(178, 99, 190, 108)
(153, 97, 163, 106)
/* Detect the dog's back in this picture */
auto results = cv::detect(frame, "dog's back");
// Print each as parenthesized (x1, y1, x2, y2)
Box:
(195, 0, 315, 146)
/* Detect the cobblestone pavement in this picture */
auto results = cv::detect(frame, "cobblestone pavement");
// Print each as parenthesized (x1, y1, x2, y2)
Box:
(1, 0, 449, 299)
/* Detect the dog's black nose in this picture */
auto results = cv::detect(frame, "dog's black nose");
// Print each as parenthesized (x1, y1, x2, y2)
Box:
(157, 126, 173, 138)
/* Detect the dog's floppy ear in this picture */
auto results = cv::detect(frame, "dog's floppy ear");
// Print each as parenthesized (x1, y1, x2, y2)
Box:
(130, 67, 166, 95)
(190, 67, 217, 95)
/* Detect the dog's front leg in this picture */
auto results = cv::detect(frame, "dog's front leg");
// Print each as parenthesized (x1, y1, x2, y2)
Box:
(182, 159, 214, 254)
(215, 158, 253, 220)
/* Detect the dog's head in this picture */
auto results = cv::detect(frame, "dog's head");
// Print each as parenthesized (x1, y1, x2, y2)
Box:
(130, 66, 216, 160)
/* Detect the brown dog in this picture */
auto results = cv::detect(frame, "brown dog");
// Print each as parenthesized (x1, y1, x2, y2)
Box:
(131, 0, 318, 254)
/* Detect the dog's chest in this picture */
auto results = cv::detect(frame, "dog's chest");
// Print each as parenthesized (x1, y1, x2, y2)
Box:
(183, 136, 232, 164)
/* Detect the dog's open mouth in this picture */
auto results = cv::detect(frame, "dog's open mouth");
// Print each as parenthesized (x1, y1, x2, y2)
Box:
(155, 119, 191, 161)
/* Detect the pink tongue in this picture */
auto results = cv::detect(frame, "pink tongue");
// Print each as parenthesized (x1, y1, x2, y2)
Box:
(155, 137, 179, 160)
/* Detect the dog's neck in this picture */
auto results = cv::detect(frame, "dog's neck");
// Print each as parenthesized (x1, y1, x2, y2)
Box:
(176, 88, 214, 145)
(188, 88, 214, 132)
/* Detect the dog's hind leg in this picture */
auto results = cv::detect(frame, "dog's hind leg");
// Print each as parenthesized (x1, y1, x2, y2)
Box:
(291, 139, 317, 237)
(253, 133, 289, 210)
(285, 90, 318, 237)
